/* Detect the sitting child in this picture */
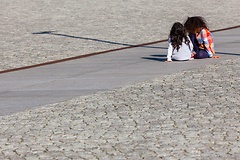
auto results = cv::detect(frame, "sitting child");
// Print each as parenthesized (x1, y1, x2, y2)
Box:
(184, 16, 219, 59)
(166, 22, 194, 62)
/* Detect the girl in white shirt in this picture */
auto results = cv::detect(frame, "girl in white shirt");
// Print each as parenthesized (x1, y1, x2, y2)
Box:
(166, 22, 194, 62)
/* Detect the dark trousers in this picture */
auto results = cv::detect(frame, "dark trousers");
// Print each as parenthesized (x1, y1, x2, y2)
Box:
(189, 33, 209, 59)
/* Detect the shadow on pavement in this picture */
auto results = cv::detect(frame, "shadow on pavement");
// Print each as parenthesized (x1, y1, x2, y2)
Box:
(142, 55, 166, 62)
(215, 52, 240, 56)
(32, 31, 167, 49)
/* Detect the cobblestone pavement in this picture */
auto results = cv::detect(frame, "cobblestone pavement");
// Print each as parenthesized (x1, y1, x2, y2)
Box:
(0, 58, 239, 160)
(1, 0, 240, 71)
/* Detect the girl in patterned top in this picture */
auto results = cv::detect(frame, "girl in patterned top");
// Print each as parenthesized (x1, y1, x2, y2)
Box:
(184, 16, 219, 59)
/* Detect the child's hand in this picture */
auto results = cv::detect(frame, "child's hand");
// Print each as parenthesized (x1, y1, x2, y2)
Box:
(191, 52, 196, 59)
(165, 60, 172, 62)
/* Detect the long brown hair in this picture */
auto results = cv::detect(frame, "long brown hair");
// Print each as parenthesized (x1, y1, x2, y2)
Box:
(184, 16, 208, 33)
(169, 22, 190, 51)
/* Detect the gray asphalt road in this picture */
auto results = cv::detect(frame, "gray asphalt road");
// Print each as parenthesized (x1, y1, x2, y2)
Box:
(0, 28, 239, 116)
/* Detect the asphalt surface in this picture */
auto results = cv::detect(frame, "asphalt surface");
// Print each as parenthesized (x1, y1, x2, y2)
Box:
(0, 27, 240, 116)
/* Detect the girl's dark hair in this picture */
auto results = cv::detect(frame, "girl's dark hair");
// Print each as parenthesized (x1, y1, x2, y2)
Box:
(184, 16, 208, 33)
(169, 22, 190, 51)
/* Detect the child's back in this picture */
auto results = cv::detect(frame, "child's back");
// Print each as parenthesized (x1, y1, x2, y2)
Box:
(167, 22, 194, 62)
(168, 37, 193, 61)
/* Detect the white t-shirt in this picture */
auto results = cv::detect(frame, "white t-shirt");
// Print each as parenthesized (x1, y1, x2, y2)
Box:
(167, 36, 193, 61)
